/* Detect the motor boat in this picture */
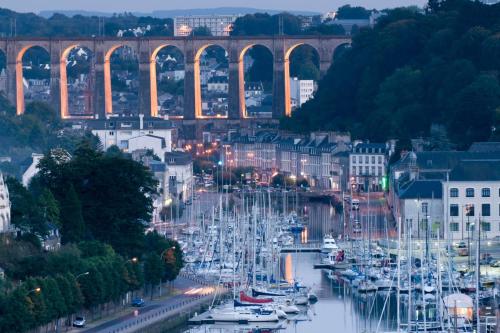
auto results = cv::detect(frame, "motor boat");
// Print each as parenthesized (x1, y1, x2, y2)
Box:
(321, 234, 338, 253)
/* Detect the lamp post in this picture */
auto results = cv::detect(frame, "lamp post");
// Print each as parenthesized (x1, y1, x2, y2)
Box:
(160, 246, 176, 297)
(75, 271, 90, 280)
(27, 287, 42, 296)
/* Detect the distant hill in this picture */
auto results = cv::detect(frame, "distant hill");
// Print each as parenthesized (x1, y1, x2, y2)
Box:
(39, 7, 320, 18)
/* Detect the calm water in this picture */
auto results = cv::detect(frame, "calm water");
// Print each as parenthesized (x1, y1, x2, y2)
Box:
(173, 201, 398, 333)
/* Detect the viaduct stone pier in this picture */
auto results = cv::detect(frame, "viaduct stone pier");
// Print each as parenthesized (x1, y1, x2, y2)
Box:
(0, 35, 350, 120)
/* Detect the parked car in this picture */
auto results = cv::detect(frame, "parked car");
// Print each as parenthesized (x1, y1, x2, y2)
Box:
(131, 298, 145, 307)
(72, 316, 86, 328)
(456, 242, 468, 256)
(490, 260, 500, 268)
(351, 199, 360, 211)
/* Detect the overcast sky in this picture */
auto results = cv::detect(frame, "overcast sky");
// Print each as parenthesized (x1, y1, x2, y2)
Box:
(2, 0, 427, 13)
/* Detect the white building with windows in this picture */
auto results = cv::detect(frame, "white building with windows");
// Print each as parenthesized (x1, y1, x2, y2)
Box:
(174, 15, 240, 36)
(349, 143, 389, 192)
(290, 78, 315, 109)
(165, 152, 194, 203)
(394, 180, 443, 238)
(0, 173, 11, 233)
(443, 160, 500, 240)
(88, 115, 174, 157)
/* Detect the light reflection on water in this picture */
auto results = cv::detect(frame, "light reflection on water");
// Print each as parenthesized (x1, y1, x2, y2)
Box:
(176, 202, 398, 333)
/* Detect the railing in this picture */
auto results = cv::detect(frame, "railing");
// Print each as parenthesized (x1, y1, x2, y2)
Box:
(104, 273, 218, 333)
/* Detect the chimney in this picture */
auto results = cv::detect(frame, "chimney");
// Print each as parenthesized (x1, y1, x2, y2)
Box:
(139, 113, 144, 130)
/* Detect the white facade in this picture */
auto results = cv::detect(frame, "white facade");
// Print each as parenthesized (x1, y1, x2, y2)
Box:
(127, 135, 170, 161)
(174, 15, 240, 36)
(443, 181, 500, 240)
(22, 153, 44, 187)
(401, 198, 443, 238)
(290, 78, 315, 109)
(207, 80, 229, 93)
(0, 173, 11, 233)
(90, 115, 173, 154)
(349, 143, 387, 191)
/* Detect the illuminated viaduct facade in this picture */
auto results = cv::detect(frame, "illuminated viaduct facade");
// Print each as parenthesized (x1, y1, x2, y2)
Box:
(0, 36, 350, 120)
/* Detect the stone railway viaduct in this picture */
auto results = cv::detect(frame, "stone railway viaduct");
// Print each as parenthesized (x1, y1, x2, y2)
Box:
(0, 35, 350, 121)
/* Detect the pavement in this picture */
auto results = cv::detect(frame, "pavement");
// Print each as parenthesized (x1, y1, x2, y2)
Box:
(67, 275, 217, 333)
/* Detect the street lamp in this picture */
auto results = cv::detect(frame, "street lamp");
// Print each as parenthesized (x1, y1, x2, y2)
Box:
(27, 287, 42, 295)
(75, 272, 90, 279)
(127, 257, 139, 264)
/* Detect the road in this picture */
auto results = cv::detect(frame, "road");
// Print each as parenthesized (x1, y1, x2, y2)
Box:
(71, 275, 216, 333)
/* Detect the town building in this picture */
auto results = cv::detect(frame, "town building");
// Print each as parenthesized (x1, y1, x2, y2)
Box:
(207, 76, 229, 93)
(88, 115, 174, 156)
(22, 153, 44, 187)
(226, 131, 350, 190)
(290, 78, 315, 110)
(164, 151, 194, 203)
(174, 15, 240, 36)
(443, 160, 500, 240)
(0, 173, 11, 233)
(349, 142, 389, 192)
(393, 179, 443, 238)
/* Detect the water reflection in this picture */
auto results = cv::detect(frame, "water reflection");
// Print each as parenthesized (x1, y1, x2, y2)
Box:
(178, 252, 401, 333)
(176, 202, 395, 333)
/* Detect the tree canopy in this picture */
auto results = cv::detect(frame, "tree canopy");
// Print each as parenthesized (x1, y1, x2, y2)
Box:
(282, 0, 500, 149)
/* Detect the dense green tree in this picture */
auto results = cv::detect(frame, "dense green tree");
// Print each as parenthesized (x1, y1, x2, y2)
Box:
(284, 0, 500, 147)
(190, 26, 212, 36)
(60, 184, 85, 244)
(336, 5, 372, 19)
(448, 74, 500, 148)
(143, 252, 164, 299)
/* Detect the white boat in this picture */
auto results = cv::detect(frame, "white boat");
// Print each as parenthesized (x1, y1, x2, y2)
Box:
(321, 234, 338, 253)
(357, 280, 377, 293)
(208, 308, 280, 323)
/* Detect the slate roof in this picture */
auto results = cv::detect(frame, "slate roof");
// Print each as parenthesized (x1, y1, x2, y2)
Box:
(398, 180, 443, 199)
(449, 160, 500, 181)
(87, 117, 174, 130)
(165, 151, 192, 165)
(468, 142, 500, 153)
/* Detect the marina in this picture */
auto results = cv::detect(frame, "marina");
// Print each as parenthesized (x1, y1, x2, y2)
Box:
(155, 189, 499, 333)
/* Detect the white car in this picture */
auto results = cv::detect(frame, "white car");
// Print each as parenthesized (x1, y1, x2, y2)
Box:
(73, 316, 86, 328)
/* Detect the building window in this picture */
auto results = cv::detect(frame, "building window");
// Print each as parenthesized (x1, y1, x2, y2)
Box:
(466, 222, 474, 232)
(465, 204, 474, 217)
(482, 222, 491, 232)
(481, 188, 490, 197)
(378, 167, 382, 175)
(450, 188, 459, 197)
(378, 156, 382, 164)
(482, 204, 490, 217)
(450, 204, 459, 217)
(450, 222, 459, 232)
(421, 202, 428, 214)
(371, 156, 375, 164)
(109, 131, 114, 135)
(465, 188, 474, 197)
(365, 156, 369, 163)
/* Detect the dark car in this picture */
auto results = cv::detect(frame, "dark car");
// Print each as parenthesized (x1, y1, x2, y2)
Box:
(131, 298, 145, 307)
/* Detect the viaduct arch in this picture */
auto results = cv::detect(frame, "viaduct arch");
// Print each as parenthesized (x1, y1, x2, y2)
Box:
(0, 36, 351, 120)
